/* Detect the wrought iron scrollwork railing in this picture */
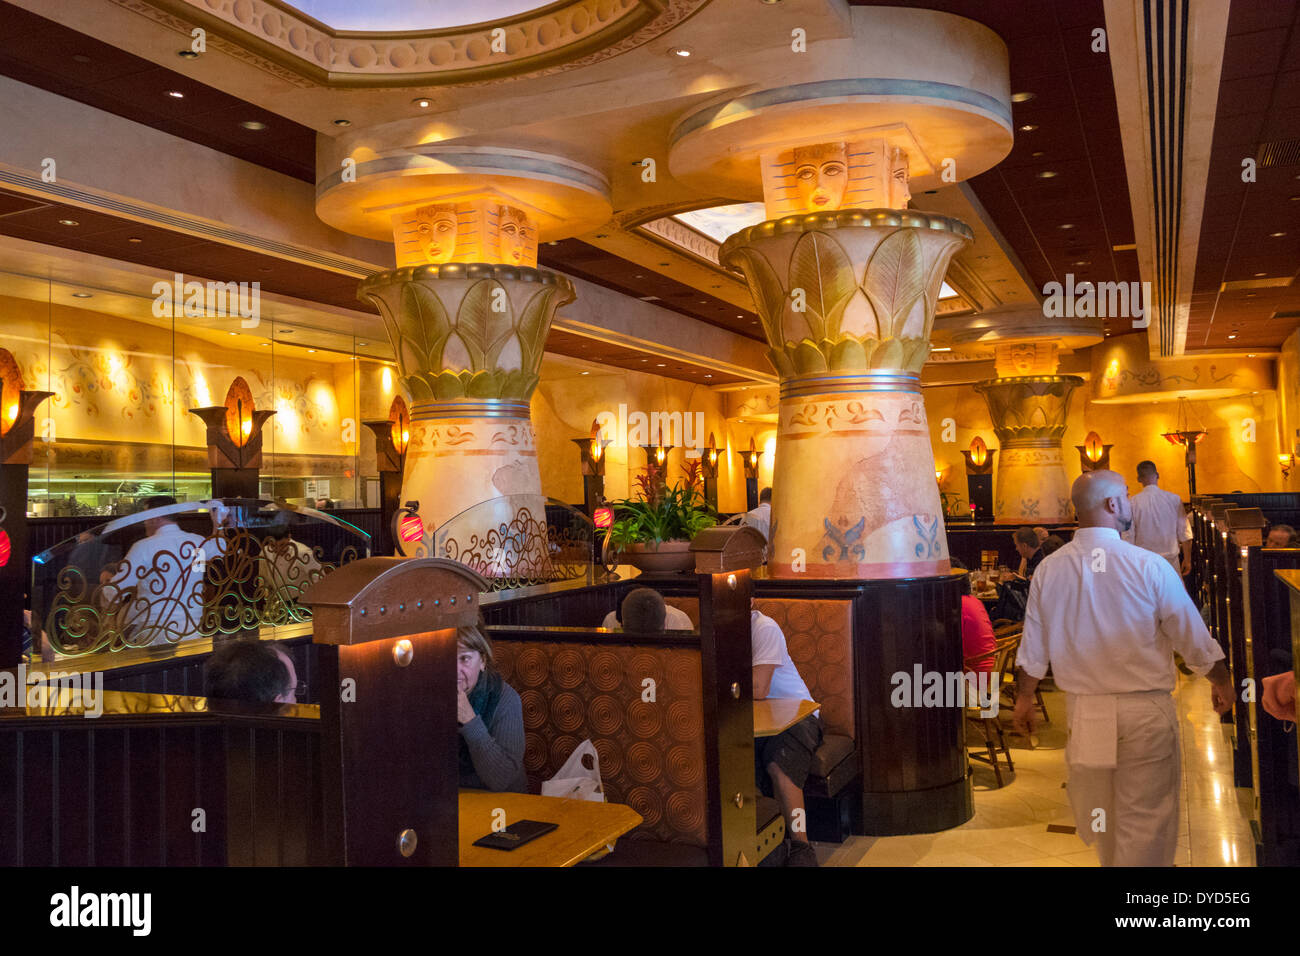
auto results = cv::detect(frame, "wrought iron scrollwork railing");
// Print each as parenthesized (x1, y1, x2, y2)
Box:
(31, 499, 370, 657)
(398, 495, 595, 592)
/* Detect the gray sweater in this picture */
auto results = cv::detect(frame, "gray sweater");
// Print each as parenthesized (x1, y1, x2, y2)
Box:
(459, 680, 528, 793)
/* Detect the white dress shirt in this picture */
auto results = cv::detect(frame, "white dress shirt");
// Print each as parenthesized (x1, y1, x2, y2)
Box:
(105, 523, 223, 646)
(740, 502, 771, 543)
(1019, 527, 1223, 695)
(1124, 484, 1190, 564)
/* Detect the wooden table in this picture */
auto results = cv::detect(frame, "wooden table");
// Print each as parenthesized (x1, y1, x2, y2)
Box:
(753, 698, 819, 737)
(458, 790, 642, 867)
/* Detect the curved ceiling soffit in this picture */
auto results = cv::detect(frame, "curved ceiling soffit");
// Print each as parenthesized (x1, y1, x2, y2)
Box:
(115, 0, 714, 89)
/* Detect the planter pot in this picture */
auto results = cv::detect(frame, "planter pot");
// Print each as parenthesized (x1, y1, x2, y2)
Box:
(619, 539, 694, 574)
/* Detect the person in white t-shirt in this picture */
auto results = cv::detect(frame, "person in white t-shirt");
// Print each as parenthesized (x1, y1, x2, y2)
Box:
(601, 587, 694, 631)
(751, 605, 821, 867)
(1123, 460, 1191, 574)
(740, 487, 772, 543)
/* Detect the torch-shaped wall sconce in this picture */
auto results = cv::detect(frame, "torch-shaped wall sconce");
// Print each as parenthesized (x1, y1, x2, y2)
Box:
(701, 432, 721, 511)
(1076, 430, 1113, 473)
(641, 442, 674, 493)
(961, 435, 996, 520)
(363, 395, 410, 556)
(0, 347, 54, 667)
(572, 420, 612, 518)
(736, 437, 762, 511)
(1280, 453, 1294, 481)
(189, 377, 276, 499)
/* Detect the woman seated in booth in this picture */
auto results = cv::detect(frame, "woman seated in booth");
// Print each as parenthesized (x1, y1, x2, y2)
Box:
(457, 624, 528, 793)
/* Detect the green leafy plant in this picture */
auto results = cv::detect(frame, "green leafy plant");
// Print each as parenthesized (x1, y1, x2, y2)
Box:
(608, 479, 718, 547)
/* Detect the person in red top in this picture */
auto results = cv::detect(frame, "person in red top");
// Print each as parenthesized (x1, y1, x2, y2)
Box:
(951, 558, 996, 672)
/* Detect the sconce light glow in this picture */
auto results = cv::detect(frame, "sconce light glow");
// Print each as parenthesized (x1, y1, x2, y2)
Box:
(382, 366, 393, 393)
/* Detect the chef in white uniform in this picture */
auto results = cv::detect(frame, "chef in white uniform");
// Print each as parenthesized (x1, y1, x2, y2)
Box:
(1013, 469, 1233, 866)
(1123, 460, 1191, 574)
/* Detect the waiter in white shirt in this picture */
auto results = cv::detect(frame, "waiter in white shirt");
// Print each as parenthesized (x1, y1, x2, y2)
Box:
(740, 487, 772, 543)
(1123, 460, 1191, 575)
(1013, 470, 1233, 866)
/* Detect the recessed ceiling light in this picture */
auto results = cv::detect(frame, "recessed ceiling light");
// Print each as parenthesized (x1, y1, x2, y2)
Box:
(71, 54, 90, 64)
(1031, 151, 1045, 158)
(358, 341, 368, 346)
(1290, 195, 1300, 201)
(1249, 353, 1256, 358)
(1255, 272, 1268, 276)
(308, 348, 317, 353)
(333, 119, 351, 127)
(58, 219, 79, 226)
(228, 332, 238, 337)
(669, 47, 692, 57)
(177, 49, 199, 60)
(1269, 231, 1286, 237)
(1228, 334, 1237, 339)
(412, 97, 431, 109)
(166, 90, 184, 99)
(71, 292, 92, 298)
(656, 363, 666, 367)
(1019, 124, 1038, 132)
(1037, 170, 1057, 178)
(658, 262, 670, 267)
(127, 236, 143, 243)
(580, 371, 589, 375)
(640, 359, 648, 363)
(241, 120, 266, 130)
(1072, 260, 1090, 266)
(546, 241, 558, 246)
(1011, 92, 1036, 103)
(280, 329, 294, 334)
(1059, 223, 1076, 230)
(705, 374, 712, 378)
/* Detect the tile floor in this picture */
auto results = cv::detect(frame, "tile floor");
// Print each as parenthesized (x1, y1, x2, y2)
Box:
(819, 674, 1257, 867)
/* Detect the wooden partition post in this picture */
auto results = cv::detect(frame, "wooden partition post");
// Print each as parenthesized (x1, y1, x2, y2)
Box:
(304, 557, 486, 866)
(692, 526, 766, 866)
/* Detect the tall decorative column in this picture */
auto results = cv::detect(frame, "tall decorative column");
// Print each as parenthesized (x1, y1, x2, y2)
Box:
(974, 344, 1082, 523)
(317, 145, 609, 541)
(723, 209, 970, 576)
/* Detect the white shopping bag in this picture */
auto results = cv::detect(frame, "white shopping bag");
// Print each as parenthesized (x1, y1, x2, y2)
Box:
(541, 739, 605, 802)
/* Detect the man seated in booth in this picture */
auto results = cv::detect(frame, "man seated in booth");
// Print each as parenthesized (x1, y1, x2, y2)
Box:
(203, 639, 299, 705)
(1267, 524, 1298, 548)
(1011, 526, 1046, 581)
(741, 486, 772, 542)
(751, 601, 821, 867)
(601, 587, 693, 631)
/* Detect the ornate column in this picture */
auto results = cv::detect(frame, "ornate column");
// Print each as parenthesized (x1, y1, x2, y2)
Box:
(723, 210, 970, 575)
(974, 344, 1082, 523)
(317, 145, 609, 540)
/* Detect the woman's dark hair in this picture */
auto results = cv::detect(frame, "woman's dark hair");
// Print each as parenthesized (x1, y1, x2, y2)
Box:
(203, 640, 290, 703)
(457, 625, 495, 671)
(950, 556, 972, 595)
(1041, 535, 1067, 556)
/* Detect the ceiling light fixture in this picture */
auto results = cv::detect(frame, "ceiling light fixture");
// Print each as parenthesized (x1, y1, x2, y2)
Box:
(1228, 334, 1237, 339)
(166, 90, 184, 99)
(127, 236, 142, 243)
(412, 97, 431, 109)
(333, 119, 351, 127)
(1059, 223, 1076, 230)
(228, 332, 238, 337)
(71, 292, 92, 298)
(307, 348, 317, 353)
(669, 47, 692, 57)
(1269, 231, 1286, 237)
(1019, 124, 1038, 132)
(177, 50, 199, 59)
(1037, 170, 1057, 178)
(58, 219, 79, 226)
(241, 120, 266, 130)
(1011, 91, 1036, 103)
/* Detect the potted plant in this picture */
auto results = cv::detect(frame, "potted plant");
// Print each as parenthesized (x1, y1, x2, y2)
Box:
(607, 473, 718, 574)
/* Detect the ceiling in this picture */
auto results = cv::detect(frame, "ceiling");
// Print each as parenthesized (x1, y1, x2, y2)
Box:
(0, 0, 1295, 377)
(1187, 0, 1300, 350)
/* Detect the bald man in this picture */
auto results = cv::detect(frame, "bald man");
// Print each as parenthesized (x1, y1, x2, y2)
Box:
(1013, 469, 1232, 866)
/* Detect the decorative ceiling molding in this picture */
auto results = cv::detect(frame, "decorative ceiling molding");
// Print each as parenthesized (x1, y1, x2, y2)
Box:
(1103, 0, 1231, 358)
(112, 0, 712, 89)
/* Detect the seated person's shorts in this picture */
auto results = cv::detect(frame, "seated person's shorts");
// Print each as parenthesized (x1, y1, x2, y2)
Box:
(755, 714, 823, 795)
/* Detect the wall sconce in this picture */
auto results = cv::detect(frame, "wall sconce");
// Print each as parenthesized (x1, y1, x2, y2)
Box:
(0, 348, 54, 466)
(961, 435, 995, 520)
(189, 376, 276, 498)
(573, 420, 612, 517)
(701, 432, 720, 510)
(1280, 453, 1294, 480)
(363, 395, 411, 555)
(737, 437, 762, 480)
(1076, 430, 1113, 473)
(961, 435, 995, 475)
(641, 443, 674, 469)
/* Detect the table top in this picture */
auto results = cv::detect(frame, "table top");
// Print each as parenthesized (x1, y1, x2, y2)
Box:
(753, 697, 819, 737)
(458, 790, 642, 867)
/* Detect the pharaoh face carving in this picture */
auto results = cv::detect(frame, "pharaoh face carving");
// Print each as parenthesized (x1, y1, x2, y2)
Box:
(496, 205, 535, 266)
(413, 203, 458, 264)
(792, 143, 849, 212)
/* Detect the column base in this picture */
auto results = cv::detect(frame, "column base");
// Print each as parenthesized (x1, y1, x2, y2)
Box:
(859, 774, 975, 835)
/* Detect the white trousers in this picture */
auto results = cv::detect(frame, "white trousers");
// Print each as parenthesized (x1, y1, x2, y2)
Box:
(1066, 692, 1181, 866)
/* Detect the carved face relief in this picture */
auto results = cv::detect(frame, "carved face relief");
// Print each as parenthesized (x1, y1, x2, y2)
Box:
(413, 203, 458, 264)
(496, 205, 535, 266)
(1009, 344, 1038, 376)
(792, 143, 848, 212)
